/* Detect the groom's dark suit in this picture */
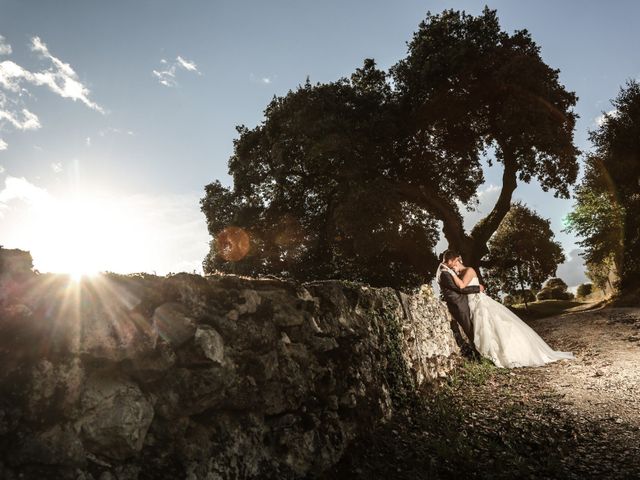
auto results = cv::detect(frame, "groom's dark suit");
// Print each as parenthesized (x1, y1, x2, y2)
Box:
(438, 266, 480, 344)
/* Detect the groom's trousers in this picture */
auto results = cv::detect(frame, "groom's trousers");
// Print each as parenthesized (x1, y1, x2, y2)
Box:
(438, 271, 480, 345)
(444, 299, 474, 344)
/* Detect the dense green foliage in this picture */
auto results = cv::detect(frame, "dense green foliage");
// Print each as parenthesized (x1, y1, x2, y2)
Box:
(585, 257, 617, 294)
(201, 8, 579, 289)
(389, 9, 578, 270)
(485, 204, 565, 301)
(503, 289, 536, 306)
(566, 80, 640, 292)
(576, 283, 593, 298)
(536, 277, 574, 301)
(200, 64, 440, 290)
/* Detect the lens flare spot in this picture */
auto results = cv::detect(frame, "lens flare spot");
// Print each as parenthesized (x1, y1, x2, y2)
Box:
(216, 226, 251, 261)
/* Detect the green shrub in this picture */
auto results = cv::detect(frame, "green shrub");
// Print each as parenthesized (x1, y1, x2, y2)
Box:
(536, 277, 574, 301)
(577, 283, 593, 297)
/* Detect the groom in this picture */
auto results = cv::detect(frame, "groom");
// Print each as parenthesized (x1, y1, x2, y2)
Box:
(437, 250, 484, 355)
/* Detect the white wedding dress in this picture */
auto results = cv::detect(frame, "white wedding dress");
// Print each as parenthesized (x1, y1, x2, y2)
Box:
(467, 277, 574, 368)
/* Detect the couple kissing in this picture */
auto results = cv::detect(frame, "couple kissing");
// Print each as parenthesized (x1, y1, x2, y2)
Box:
(436, 249, 573, 368)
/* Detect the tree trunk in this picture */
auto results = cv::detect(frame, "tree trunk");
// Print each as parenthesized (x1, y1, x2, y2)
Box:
(391, 148, 520, 288)
(470, 162, 517, 238)
(516, 263, 529, 311)
(465, 150, 520, 287)
(315, 193, 337, 275)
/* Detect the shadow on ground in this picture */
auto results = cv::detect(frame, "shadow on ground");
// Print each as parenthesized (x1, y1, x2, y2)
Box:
(318, 307, 640, 480)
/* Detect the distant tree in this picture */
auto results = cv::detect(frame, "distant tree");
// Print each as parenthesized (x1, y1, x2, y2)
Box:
(201, 8, 579, 288)
(576, 283, 593, 298)
(566, 80, 640, 292)
(564, 181, 624, 269)
(516, 289, 536, 305)
(564, 157, 624, 292)
(502, 294, 515, 306)
(537, 277, 574, 301)
(502, 289, 536, 306)
(484, 203, 565, 308)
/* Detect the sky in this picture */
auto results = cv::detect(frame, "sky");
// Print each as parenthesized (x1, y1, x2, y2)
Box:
(0, 0, 638, 286)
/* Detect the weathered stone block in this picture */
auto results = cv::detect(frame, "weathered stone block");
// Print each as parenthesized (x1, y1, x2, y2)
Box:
(153, 302, 196, 347)
(77, 373, 154, 459)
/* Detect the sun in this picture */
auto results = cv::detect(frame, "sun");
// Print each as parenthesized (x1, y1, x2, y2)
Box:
(28, 192, 143, 277)
(68, 265, 97, 283)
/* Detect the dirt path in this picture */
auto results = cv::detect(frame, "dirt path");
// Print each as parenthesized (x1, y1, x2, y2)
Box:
(320, 306, 640, 480)
(530, 307, 640, 431)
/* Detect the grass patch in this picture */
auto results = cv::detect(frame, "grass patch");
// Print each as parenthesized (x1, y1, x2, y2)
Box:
(447, 357, 500, 389)
(508, 299, 587, 320)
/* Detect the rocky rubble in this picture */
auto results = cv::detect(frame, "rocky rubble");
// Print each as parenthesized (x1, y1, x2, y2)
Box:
(0, 263, 459, 479)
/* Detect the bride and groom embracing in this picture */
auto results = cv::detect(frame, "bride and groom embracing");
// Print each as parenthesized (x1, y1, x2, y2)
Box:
(436, 249, 574, 368)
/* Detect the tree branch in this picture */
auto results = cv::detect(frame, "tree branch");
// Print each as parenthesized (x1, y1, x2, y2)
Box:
(470, 153, 518, 248)
(392, 182, 469, 252)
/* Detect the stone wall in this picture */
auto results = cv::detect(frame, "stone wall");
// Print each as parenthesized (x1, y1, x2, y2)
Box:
(0, 265, 459, 479)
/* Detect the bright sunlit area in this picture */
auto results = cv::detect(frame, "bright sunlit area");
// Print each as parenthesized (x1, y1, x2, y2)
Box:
(0, 176, 209, 277)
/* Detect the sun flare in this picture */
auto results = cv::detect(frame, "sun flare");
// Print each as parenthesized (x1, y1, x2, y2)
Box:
(27, 192, 145, 277)
(69, 267, 97, 283)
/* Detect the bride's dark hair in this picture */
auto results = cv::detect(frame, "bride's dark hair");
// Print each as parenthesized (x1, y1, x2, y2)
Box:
(440, 249, 460, 263)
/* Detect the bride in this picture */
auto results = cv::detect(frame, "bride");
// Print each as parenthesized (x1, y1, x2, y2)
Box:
(442, 258, 574, 368)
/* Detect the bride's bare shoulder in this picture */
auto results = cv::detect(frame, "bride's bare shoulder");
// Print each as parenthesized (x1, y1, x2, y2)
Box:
(461, 266, 477, 277)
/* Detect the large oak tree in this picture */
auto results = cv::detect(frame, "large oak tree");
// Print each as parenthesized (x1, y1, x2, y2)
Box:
(201, 8, 579, 289)
(388, 8, 578, 269)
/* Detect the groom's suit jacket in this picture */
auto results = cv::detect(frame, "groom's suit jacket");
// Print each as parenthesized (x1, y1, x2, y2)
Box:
(438, 267, 481, 344)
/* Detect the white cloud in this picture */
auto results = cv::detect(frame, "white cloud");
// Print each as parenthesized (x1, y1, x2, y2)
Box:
(29, 37, 104, 113)
(51, 162, 62, 173)
(0, 60, 32, 92)
(250, 73, 277, 85)
(0, 139, 7, 151)
(0, 40, 103, 113)
(556, 248, 589, 289)
(85, 136, 91, 147)
(0, 35, 11, 56)
(97, 126, 134, 137)
(0, 36, 103, 150)
(595, 108, 618, 127)
(0, 35, 13, 55)
(153, 55, 201, 87)
(176, 56, 198, 72)
(153, 69, 176, 87)
(0, 107, 41, 130)
(0, 175, 50, 207)
(0, 164, 5, 172)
